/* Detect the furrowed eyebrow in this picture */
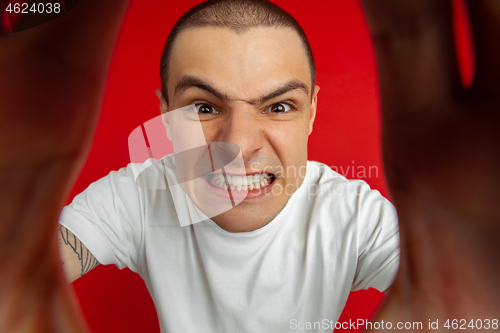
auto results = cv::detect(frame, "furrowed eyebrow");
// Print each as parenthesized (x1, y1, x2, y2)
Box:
(255, 80, 309, 105)
(173, 75, 309, 105)
(174, 75, 225, 100)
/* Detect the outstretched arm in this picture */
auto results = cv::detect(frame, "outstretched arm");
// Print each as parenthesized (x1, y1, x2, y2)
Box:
(0, 1, 129, 331)
(360, 0, 500, 329)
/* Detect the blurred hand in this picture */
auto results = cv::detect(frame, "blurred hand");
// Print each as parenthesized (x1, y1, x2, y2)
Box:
(0, 1, 129, 331)
(361, 0, 500, 329)
(2, 0, 499, 331)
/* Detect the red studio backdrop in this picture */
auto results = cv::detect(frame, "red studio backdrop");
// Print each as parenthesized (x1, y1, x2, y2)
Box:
(65, 0, 473, 332)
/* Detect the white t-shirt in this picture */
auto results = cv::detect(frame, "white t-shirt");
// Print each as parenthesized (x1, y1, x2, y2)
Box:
(59, 158, 400, 333)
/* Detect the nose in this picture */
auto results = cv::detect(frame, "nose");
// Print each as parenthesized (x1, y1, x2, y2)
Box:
(218, 106, 264, 162)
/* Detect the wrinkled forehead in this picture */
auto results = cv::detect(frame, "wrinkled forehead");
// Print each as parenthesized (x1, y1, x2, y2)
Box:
(167, 26, 311, 101)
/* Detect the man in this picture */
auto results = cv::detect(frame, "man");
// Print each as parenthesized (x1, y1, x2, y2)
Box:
(1, 1, 499, 333)
(57, 1, 400, 332)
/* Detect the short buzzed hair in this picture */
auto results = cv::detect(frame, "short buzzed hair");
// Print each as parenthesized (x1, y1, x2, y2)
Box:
(160, 0, 316, 105)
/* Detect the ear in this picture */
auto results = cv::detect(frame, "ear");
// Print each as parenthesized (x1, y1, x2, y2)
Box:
(308, 85, 320, 135)
(156, 89, 172, 141)
(155, 88, 169, 114)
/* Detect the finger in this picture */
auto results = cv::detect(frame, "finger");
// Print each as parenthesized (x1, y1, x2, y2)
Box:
(360, 0, 463, 121)
(466, 0, 500, 92)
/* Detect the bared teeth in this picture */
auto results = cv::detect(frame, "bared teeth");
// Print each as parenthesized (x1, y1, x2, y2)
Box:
(232, 176, 242, 186)
(212, 173, 272, 191)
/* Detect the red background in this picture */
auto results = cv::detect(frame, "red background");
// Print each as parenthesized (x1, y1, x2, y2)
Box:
(65, 0, 473, 332)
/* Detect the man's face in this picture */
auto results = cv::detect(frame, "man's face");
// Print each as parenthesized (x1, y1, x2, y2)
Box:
(157, 26, 319, 232)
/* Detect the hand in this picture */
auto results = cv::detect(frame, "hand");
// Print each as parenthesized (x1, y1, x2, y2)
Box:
(0, 1, 129, 331)
(361, 0, 500, 329)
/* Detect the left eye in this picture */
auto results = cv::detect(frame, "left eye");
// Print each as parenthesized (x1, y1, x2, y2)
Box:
(265, 103, 292, 113)
(195, 103, 219, 115)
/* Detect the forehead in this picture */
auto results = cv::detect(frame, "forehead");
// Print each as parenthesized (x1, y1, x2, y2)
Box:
(168, 26, 311, 101)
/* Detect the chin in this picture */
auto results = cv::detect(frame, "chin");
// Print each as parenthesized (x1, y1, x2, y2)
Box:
(211, 192, 291, 232)
(210, 203, 274, 233)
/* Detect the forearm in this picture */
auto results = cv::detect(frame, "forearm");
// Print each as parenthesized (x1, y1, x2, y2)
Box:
(0, 0, 130, 331)
(372, 200, 500, 330)
(0, 161, 88, 332)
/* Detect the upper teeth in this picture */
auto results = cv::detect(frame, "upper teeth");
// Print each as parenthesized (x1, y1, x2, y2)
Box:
(213, 173, 272, 191)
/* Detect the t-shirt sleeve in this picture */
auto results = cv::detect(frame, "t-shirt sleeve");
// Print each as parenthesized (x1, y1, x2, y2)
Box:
(58, 165, 144, 273)
(351, 182, 400, 292)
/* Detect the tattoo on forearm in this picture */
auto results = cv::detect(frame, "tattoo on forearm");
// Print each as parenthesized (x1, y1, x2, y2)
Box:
(59, 226, 99, 276)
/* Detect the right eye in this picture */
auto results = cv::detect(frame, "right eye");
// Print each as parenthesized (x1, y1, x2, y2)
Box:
(195, 103, 220, 115)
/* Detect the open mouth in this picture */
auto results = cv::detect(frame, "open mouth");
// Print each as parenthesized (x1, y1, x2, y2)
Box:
(206, 173, 275, 191)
